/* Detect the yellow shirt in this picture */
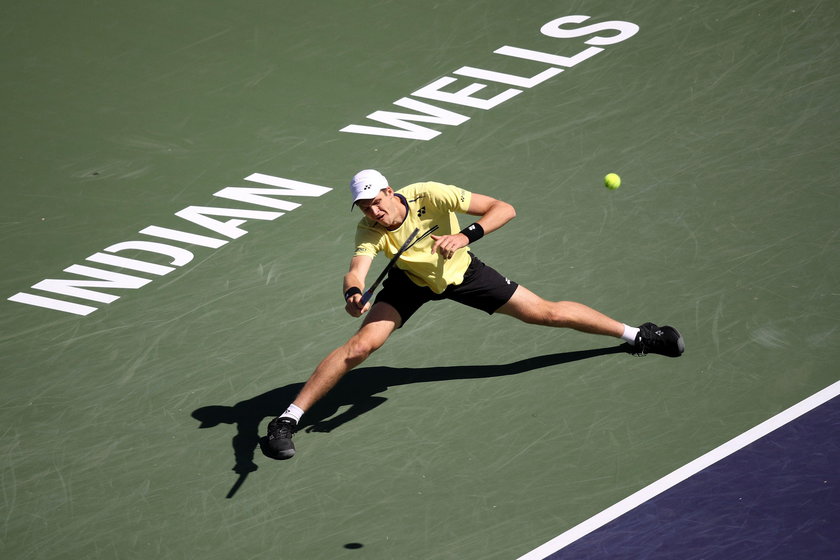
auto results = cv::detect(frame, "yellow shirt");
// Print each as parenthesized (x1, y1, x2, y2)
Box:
(354, 182, 472, 294)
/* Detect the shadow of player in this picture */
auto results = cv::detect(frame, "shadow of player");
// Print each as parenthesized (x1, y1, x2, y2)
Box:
(191, 344, 628, 497)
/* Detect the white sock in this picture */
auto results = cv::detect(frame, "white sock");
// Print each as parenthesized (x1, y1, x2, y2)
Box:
(280, 403, 304, 423)
(621, 324, 639, 343)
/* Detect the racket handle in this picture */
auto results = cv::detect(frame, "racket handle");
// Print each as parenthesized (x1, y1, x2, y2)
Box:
(360, 289, 374, 306)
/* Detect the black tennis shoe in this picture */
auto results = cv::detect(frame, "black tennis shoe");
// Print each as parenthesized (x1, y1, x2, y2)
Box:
(262, 417, 297, 460)
(633, 323, 685, 357)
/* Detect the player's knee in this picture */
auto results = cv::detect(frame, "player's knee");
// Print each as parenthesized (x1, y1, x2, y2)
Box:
(544, 303, 565, 325)
(536, 301, 575, 327)
(549, 301, 588, 328)
(345, 336, 383, 363)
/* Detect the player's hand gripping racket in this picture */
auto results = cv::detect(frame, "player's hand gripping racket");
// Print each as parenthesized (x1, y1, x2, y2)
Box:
(359, 225, 440, 306)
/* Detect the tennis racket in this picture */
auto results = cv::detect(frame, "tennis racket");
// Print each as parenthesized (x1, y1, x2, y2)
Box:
(359, 225, 440, 306)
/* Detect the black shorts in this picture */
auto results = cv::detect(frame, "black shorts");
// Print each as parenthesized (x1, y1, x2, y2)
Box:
(374, 253, 519, 326)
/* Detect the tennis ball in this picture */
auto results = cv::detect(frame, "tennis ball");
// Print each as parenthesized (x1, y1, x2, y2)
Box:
(604, 173, 621, 190)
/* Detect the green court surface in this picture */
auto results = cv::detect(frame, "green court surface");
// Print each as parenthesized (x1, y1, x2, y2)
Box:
(2, 1, 838, 559)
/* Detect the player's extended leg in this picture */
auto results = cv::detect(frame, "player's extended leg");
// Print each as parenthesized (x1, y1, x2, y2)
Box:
(496, 285, 625, 336)
(262, 302, 402, 460)
(496, 285, 684, 357)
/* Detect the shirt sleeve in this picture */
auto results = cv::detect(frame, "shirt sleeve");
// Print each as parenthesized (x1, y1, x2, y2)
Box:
(353, 219, 383, 258)
(427, 182, 472, 214)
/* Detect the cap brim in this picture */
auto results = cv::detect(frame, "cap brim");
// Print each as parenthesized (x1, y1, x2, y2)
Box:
(350, 193, 376, 211)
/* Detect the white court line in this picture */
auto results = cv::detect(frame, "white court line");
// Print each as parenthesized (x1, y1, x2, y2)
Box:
(517, 379, 840, 560)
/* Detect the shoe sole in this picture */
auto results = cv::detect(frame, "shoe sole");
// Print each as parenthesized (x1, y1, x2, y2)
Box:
(259, 436, 296, 460)
(666, 326, 685, 357)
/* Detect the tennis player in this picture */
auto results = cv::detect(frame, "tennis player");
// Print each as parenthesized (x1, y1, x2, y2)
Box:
(263, 169, 684, 459)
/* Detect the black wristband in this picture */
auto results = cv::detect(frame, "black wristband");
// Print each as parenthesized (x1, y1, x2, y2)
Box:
(344, 287, 362, 301)
(459, 222, 484, 244)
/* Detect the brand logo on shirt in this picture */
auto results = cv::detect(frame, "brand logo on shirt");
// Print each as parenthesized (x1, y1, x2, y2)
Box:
(417, 206, 426, 217)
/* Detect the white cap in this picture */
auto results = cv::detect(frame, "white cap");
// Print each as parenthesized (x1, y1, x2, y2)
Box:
(349, 169, 388, 209)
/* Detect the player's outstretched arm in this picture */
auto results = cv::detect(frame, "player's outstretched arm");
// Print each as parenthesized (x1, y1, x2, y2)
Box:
(343, 255, 373, 317)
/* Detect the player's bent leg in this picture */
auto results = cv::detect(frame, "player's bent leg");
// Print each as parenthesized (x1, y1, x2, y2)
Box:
(262, 302, 402, 460)
(294, 301, 401, 411)
(496, 285, 625, 337)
